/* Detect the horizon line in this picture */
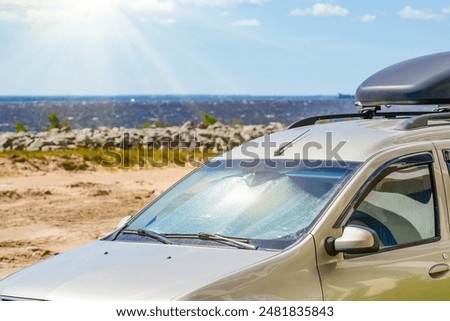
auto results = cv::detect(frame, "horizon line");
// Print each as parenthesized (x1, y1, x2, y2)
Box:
(0, 93, 354, 98)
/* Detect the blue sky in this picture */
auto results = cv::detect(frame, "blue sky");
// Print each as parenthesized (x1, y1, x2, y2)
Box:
(0, 0, 449, 96)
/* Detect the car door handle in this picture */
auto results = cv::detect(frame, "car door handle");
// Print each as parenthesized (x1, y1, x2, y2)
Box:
(428, 264, 450, 279)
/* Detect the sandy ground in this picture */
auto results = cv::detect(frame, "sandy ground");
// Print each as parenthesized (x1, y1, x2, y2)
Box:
(0, 157, 193, 280)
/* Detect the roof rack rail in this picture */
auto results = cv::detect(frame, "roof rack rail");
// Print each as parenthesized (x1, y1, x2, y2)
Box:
(397, 112, 450, 130)
(287, 111, 434, 129)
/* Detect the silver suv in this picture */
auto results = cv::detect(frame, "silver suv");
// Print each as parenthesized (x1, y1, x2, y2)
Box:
(1, 52, 450, 300)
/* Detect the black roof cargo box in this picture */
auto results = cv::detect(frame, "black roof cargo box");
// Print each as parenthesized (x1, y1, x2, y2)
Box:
(356, 52, 450, 106)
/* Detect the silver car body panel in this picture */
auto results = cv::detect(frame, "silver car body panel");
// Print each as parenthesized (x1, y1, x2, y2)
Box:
(0, 241, 276, 300)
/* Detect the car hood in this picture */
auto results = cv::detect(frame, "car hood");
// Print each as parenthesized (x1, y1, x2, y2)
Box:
(0, 240, 276, 300)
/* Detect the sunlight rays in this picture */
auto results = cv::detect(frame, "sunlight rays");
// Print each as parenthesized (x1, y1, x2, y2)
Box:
(3, 0, 187, 95)
(1, 0, 264, 95)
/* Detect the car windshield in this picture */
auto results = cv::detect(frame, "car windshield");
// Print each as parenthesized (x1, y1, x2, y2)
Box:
(125, 159, 360, 249)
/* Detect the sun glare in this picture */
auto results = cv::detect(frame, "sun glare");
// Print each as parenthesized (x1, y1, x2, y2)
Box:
(5, 0, 236, 95)
(8, 0, 187, 95)
(63, 0, 122, 23)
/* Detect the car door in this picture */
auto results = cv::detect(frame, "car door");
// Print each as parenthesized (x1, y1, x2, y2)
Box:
(315, 150, 450, 300)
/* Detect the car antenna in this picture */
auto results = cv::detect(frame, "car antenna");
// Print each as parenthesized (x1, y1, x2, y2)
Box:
(274, 129, 311, 156)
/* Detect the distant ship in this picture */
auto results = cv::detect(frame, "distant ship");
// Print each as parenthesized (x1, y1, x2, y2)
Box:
(338, 93, 355, 99)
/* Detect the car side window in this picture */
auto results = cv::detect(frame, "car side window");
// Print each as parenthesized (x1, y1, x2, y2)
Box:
(348, 164, 437, 249)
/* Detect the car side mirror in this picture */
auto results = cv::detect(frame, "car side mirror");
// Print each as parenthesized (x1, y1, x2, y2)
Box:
(116, 215, 132, 230)
(325, 225, 380, 256)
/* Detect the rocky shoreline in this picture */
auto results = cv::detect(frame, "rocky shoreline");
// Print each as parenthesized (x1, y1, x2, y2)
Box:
(0, 122, 285, 152)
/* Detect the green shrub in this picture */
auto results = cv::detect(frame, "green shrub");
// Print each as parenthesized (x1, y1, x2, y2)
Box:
(48, 112, 61, 129)
(15, 122, 27, 132)
(202, 113, 218, 126)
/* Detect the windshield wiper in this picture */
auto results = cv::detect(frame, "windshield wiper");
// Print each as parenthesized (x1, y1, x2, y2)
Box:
(121, 230, 256, 249)
(122, 229, 173, 245)
(198, 233, 257, 250)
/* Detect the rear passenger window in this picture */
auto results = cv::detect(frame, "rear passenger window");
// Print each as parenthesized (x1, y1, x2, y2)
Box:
(348, 164, 437, 248)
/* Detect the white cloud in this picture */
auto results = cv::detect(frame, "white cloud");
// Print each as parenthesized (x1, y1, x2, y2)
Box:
(131, 0, 176, 13)
(177, 0, 265, 6)
(0, 9, 21, 22)
(0, 0, 59, 23)
(290, 3, 349, 17)
(398, 6, 442, 20)
(158, 17, 175, 25)
(0, 0, 125, 25)
(231, 18, 260, 27)
(442, 7, 450, 15)
(0, 0, 57, 6)
(25, 8, 66, 24)
(0, 0, 267, 25)
(0, 7, 58, 25)
(359, 14, 376, 22)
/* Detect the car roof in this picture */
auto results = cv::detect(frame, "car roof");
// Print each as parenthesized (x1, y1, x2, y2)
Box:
(220, 118, 450, 163)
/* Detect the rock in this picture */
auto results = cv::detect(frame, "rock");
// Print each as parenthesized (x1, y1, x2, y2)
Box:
(179, 121, 194, 132)
(0, 123, 286, 152)
(0, 135, 13, 149)
(27, 139, 44, 151)
(26, 247, 39, 253)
